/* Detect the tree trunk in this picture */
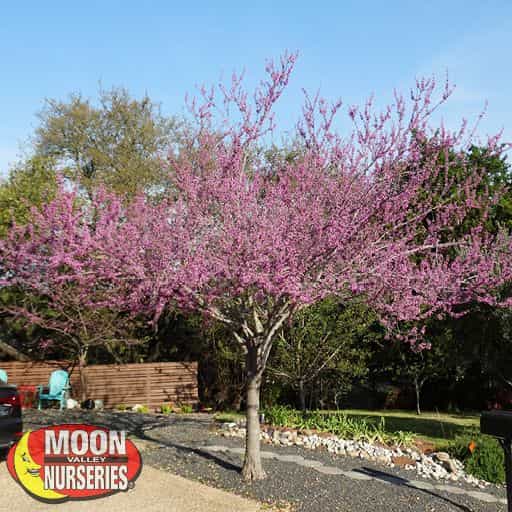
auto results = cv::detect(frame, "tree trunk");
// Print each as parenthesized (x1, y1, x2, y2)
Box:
(241, 345, 266, 481)
(414, 378, 421, 415)
(298, 379, 306, 411)
(78, 348, 88, 402)
(232, 389, 243, 412)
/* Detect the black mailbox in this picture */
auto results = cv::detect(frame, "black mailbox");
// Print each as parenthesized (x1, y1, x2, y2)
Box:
(481, 410, 512, 439)
(481, 410, 512, 512)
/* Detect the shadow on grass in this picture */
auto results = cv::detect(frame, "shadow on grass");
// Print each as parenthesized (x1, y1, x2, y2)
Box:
(344, 412, 474, 443)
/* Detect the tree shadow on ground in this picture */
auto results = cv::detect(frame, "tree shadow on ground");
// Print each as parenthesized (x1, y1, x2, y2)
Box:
(141, 435, 242, 473)
(24, 409, 241, 473)
(24, 409, 209, 433)
(357, 467, 474, 512)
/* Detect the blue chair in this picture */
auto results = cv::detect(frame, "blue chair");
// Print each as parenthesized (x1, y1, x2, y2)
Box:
(0, 369, 7, 383)
(37, 369, 70, 410)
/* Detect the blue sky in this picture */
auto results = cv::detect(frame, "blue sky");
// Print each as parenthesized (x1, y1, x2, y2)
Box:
(1, 1, 511, 174)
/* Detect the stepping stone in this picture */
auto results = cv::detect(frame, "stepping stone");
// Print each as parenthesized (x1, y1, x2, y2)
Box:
(259, 451, 277, 459)
(499, 498, 508, 505)
(313, 465, 345, 475)
(227, 447, 245, 454)
(434, 484, 466, 495)
(340, 470, 372, 480)
(407, 479, 435, 491)
(296, 459, 323, 468)
(274, 454, 304, 463)
(200, 445, 227, 452)
(466, 491, 498, 503)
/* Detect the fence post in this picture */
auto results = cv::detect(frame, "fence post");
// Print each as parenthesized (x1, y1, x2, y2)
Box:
(146, 364, 151, 410)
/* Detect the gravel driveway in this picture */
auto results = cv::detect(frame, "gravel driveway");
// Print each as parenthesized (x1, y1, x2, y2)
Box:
(21, 409, 508, 512)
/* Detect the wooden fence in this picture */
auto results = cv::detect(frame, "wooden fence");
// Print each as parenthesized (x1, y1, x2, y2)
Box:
(0, 360, 198, 411)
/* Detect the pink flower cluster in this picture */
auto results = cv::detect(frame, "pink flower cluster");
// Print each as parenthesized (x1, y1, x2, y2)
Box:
(1, 54, 510, 345)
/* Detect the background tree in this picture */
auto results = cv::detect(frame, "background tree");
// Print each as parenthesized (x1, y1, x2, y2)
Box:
(5, 290, 146, 401)
(0, 156, 58, 360)
(268, 299, 374, 411)
(449, 299, 512, 408)
(34, 86, 178, 198)
(0, 155, 57, 237)
(410, 145, 512, 410)
(379, 332, 454, 415)
(139, 312, 247, 410)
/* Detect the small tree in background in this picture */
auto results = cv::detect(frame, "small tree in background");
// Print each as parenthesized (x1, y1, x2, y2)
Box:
(1, 55, 511, 480)
(0, 193, 147, 397)
(269, 298, 374, 410)
(383, 335, 454, 415)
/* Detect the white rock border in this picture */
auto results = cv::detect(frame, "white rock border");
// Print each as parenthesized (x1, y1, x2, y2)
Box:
(217, 421, 492, 489)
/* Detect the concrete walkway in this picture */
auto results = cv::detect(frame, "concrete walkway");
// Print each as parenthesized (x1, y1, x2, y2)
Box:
(0, 461, 262, 512)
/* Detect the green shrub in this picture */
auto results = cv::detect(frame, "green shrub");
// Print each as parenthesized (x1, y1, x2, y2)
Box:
(263, 406, 414, 447)
(133, 404, 149, 413)
(116, 403, 127, 411)
(180, 404, 193, 414)
(448, 432, 504, 484)
(264, 405, 302, 426)
(159, 402, 193, 414)
(160, 403, 173, 414)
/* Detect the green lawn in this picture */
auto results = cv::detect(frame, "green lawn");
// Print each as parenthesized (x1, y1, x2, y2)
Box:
(215, 408, 480, 449)
(214, 410, 245, 423)
(341, 409, 479, 449)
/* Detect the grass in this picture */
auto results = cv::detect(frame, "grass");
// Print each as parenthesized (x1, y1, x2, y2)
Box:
(341, 409, 479, 449)
(214, 408, 480, 450)
(214, 410, 245, 423)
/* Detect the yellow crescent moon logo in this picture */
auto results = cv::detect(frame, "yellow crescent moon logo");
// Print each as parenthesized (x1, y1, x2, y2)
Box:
(13, 431, 66, 501)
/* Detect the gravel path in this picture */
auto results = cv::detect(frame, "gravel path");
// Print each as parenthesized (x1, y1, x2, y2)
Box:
(23, 410, 508, 512)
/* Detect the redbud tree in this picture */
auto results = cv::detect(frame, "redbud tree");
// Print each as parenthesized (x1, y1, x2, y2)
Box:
(1, 54, 511, 480)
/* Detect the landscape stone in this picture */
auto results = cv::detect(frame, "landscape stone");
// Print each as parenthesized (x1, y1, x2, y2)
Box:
(314, 465, 345, 475)
(296, 459, 324, 468)
(408, 480, 435, 491)
(466, 491, 498, 503)
(391, 455, 416, 467)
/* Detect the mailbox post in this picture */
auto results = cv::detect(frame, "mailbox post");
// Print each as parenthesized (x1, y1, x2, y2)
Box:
(481, 410, 512, 511)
